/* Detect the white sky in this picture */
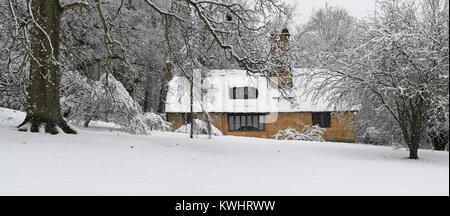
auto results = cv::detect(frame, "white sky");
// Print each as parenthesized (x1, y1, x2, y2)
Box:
(287, 0, 377, 24)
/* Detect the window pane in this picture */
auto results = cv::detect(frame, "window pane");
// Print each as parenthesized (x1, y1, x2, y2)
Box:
(259, 115, 265, 131)
(230, 87, 258, 99)
(241, 115, 246, 131)
(324, 113, 331, 128)
(312, 113, 319, 126)
(237, 88, 244, 99)
(228, 114, 267, 131)
(244, 87, 249, 99)
(253, 115, 258, 130)
(248, 88, 258, 99)
(312, 113, 331, 128)
(322, 114, 326, 127)
(229, 115, 234, 131)
(247, 115, 252, 131)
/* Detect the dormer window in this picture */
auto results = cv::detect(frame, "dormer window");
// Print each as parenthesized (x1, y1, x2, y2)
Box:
(230, 87, 258, 99)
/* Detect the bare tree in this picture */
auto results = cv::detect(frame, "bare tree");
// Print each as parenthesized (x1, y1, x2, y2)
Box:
(302, 0, 449, 159)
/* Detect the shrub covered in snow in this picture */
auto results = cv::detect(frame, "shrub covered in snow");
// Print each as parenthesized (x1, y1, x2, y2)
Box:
(175, 119, 222, 136)
(0, 68, 28, 112)
(61, 71, 171, 134)
(363, 127, 389, 146)
(142, 113, 172, 132)
(427, 127, 449, 151)
(274, 126, 326, 142)
(0, 88, 27, 112)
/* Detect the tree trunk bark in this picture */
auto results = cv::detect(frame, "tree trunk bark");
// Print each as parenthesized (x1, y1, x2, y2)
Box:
(401, 132, 420, 160)
(408, 132, 420, 159)
(84, 119, 91, 128)
(157, 79, 168, 113)
(18, 0, 76, 134)
(402, 124, 420, 160)
(190, 73, 194, 139)
(409, 144, 419, 160)
(144, 70, 153, 113)
(206, 113, 212, 139)
(157, 62, 173, 113)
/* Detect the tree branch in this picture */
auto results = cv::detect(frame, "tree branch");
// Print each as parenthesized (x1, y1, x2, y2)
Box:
(61, 1, 88, 15)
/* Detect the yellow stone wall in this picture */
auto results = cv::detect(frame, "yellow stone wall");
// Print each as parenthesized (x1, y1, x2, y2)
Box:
(167, 112, 355, 143)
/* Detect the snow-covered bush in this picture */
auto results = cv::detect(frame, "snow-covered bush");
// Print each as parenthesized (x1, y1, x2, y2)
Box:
(274, 126, 326, 142)
(0, 66, 28, 111)
(175, 119, 222, 136)
(0, 89, 27, 112)
(61, 71, 170, 135)
(143, 113, 172, 132)
(363, 127, 389, 146)
(428, 131, 449, 151)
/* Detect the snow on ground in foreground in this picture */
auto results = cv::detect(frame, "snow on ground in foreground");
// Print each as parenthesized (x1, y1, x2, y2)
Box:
(0, 107, 448, 196)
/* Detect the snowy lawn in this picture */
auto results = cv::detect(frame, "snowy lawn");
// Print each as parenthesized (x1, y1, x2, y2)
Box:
(0, 108, 448, 196)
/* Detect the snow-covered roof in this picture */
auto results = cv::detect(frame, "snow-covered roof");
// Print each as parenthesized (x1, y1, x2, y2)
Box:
(165, 69, 353, 113)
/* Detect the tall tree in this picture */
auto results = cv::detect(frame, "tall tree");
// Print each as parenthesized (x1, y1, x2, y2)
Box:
(18, 1, 88, 134)
(301, 0, 449, 159)
(2, 0, 290, 134)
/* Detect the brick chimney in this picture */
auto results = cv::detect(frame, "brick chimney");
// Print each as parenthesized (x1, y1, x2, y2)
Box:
(270, 28, 292, 86)
(280, 28, 290, 52)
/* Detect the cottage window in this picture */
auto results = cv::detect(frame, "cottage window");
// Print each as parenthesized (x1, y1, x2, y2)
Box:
(259, 115, 266, 130)
(228, 113, 265, 131)
(183, 113, 195, 125)
(312, 112, 331, 128)
(229, 115, 235, 131)
(244, 87, 248, 99)
(241, 115, 246, 129)
(230, 87, 258, 99)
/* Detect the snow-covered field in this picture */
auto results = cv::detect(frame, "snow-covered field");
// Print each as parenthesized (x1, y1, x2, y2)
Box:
(0, 108, 448, 196)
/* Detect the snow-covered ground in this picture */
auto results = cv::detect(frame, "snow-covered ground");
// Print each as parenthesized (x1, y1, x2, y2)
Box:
(0, 108, 448, 196)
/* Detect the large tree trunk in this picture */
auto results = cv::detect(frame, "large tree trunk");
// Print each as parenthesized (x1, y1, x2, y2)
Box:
(144, 70, 153, 113)
(401, 128, 420, 160)
(408, 128, 420, 160)
(18, 0, 76, 134)
(400, 119, 420, 160)
(409, 143, 419, 160)
(401, 131, 419, 159)
(157, 79, 168, 113)
(157, 61, 173, 113)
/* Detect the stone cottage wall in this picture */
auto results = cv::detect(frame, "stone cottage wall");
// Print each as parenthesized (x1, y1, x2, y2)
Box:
(167, 112, 355, 143)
